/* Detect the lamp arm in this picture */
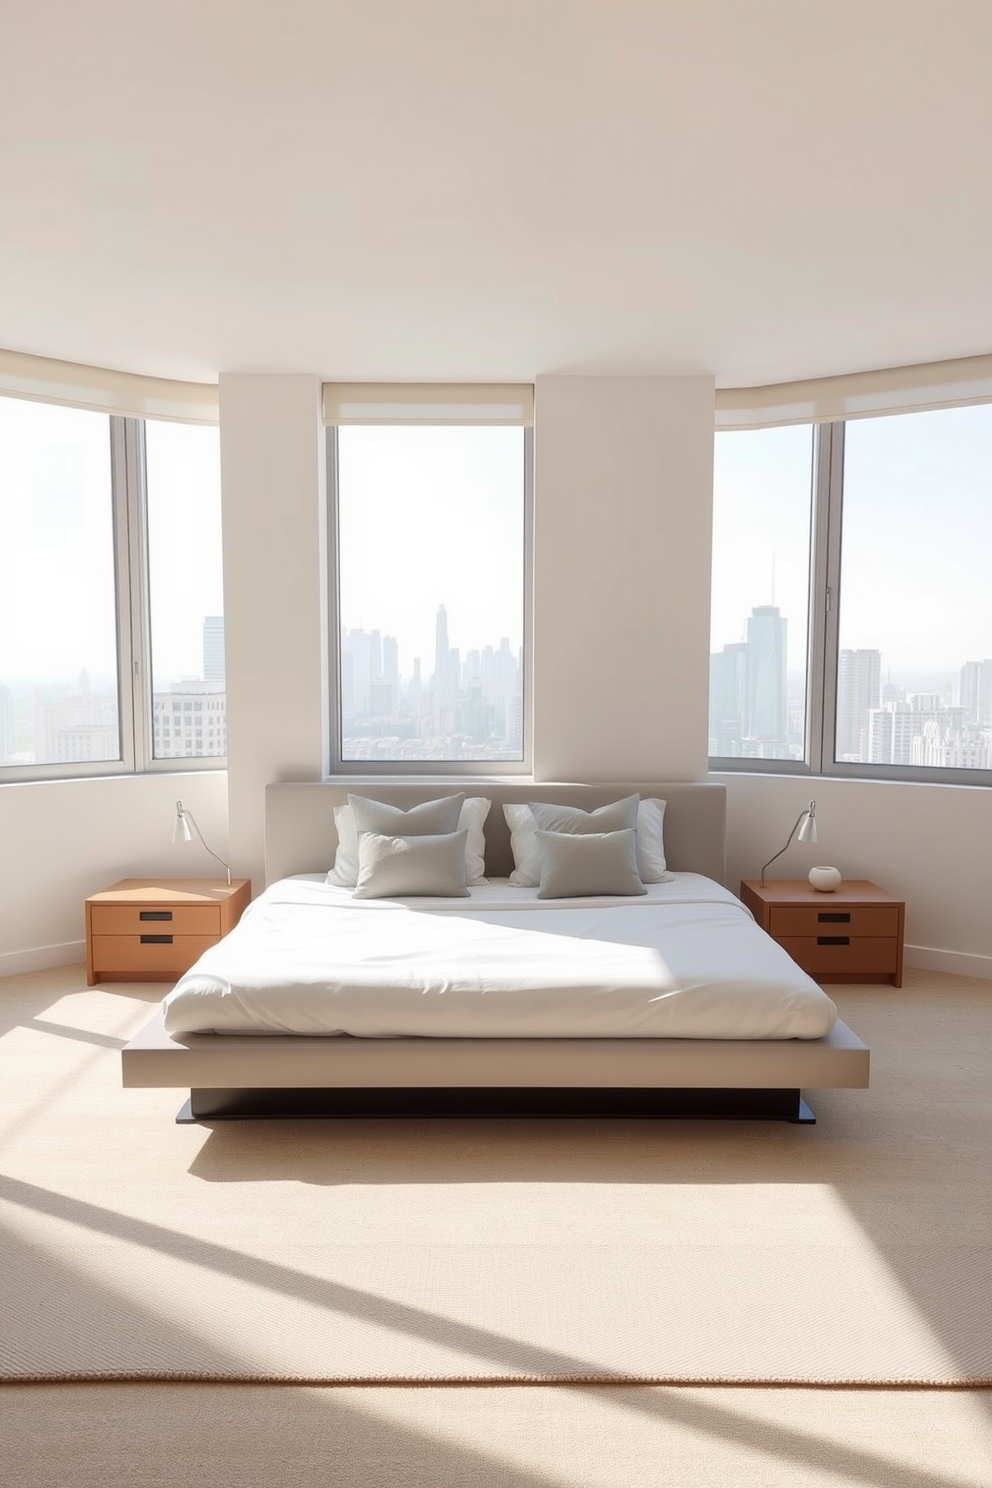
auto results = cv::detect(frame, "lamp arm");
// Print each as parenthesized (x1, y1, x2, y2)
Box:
(759, 811, 806, 888)
(183, 807, 232, 886)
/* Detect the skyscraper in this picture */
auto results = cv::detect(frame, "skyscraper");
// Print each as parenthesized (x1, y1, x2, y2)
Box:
(836, 649, 881, 761)
(203, 616, 225, 682)
(959, 659, 992, 726)
(432, 604, 458, 735)
(709, 641, 747, 755)
(744, 606, 787, 751)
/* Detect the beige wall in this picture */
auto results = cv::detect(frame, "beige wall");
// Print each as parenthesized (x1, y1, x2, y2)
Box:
(532, 376, 714, 781)
(718, 771, 992, 978)
(0, 771, 227, 975)
(219, 373, 326, 894)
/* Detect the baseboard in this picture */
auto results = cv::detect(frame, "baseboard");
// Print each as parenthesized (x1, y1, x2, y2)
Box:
(904, 943, 992, 981)
(0, 941, 86, 979)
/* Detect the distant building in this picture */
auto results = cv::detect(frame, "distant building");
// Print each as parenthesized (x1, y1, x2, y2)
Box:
(836, 649, 881, 760)
(153, 678, 226, 759)
(868, 703, 916, 765)
(709, 642, 747, 755)
(36, 671, 119, 764)
(202, 616, 225, 682)
(744, 606, 787, 751)
(959, 659, 992, 726)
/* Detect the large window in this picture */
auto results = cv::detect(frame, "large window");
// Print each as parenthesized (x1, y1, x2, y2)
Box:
(327, 389, 531, 769)
(710, 405, 992, 783)
(0, 393, 223, 780)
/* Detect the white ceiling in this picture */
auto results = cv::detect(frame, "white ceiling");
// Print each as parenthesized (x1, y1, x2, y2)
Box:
(3, 1, 991, 388)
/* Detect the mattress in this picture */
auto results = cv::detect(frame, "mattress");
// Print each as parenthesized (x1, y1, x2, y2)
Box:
(161, 873, 838, 1041)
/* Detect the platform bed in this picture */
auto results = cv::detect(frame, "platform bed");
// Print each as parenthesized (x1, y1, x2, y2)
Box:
(120, 780, 870, 1123)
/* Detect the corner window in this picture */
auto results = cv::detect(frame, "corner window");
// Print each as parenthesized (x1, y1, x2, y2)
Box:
(0, 393, 223, 780)
(710, 405, 992, 785)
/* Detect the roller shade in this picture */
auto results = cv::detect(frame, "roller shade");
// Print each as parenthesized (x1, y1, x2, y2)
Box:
(0, 348, 219, 424)
(716, 353, 992, 430)
(322, 382, 534, 426)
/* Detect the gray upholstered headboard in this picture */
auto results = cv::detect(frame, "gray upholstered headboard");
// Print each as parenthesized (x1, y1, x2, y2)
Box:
(264, 780, 727, 887)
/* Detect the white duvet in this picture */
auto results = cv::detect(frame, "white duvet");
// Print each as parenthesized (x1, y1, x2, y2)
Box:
(161, 874, 837, 1041)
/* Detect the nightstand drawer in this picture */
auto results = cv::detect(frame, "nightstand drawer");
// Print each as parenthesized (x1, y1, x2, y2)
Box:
(769, 905, 900, 939)
(777, 935, 899, 977)
(89, 903, 222, 937)
(89, 933, 218, 978)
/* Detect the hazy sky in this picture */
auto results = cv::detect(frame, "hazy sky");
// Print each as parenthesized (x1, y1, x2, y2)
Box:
(4, 392, 989, 692)
(711, 404, 992, 675)
(0, 398, 222, 685)
(337, 424, 525, 674)
(145, 419, 223, 683)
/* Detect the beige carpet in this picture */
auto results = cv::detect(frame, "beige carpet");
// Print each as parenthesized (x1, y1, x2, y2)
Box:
(1, 964, 991, 1386)
(5, 1382, 992, 1488)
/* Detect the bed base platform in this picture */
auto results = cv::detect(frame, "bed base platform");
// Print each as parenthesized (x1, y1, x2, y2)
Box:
(176, 1086, 817, 1122)
(124, 1009, 868, 1126)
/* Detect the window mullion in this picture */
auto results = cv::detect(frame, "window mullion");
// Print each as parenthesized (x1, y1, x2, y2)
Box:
(804, 424, 832, 773)
(110, 416, 137, 772)
(118, 417, 151, 771)
(818, 421, 846, 775)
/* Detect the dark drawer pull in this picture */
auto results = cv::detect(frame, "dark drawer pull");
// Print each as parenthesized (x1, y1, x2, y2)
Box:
(140, 934, 174, 945)
(139, 910, 173, 921)
(817, 935, 850, 946)
(818, 912, 850, 923)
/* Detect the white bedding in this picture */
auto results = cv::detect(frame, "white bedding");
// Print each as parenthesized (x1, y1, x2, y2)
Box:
(161, 873, 837, 1041)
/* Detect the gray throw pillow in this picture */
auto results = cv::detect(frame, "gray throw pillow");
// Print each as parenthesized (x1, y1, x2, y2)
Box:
(353, 830, 470, 899)
(535, 828, 647, 899)
(529, 795, 639, 836)
(348, 792, 465, 837)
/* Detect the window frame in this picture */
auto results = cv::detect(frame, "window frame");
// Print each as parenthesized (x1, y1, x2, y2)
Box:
(711, 414, 992, 788)
(325, 421, 534, 777)
(0, 400, 226, 783)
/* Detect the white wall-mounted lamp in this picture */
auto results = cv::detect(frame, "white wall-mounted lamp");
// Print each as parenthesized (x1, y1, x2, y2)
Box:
(173, 799, 232, 885)
(759, 799, 818, 887)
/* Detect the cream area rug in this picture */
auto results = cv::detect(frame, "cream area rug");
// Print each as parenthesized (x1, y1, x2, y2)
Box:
(1, 964, 990, 1386)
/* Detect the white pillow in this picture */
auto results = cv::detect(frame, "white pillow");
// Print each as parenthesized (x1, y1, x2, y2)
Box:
(353, 830, 470, 900)
(504, 797, 668, 886)
(327, 796, 491, 887)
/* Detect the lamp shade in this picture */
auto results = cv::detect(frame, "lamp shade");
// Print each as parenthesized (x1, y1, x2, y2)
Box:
(796, 802, 818, 843)
(173, 801, 195, 843)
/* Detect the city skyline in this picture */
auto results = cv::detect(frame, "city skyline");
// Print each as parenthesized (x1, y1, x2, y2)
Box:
(1, 615, 227, 768)
(710, 599, 992, 768)
(340, 602, 523, 761)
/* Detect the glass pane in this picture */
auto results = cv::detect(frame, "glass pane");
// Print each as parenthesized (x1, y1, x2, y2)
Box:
(836, 405, 992, 771)
(0, 397, 119, 767)
(336, 426, 525, 762)
(709, 426, 813, 760)
(145, 420, 225, 760)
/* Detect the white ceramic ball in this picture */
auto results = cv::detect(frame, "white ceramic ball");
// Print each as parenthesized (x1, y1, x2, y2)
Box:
(808, 866, 842, 893)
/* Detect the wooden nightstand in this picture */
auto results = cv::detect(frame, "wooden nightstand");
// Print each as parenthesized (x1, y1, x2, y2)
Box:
(85, 877, 251, 986)
(739, 878, 904, 986)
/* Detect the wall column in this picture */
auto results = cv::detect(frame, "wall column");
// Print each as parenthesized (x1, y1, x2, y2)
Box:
(532, 375, 715, 781)
(219, 373, 326, 892)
